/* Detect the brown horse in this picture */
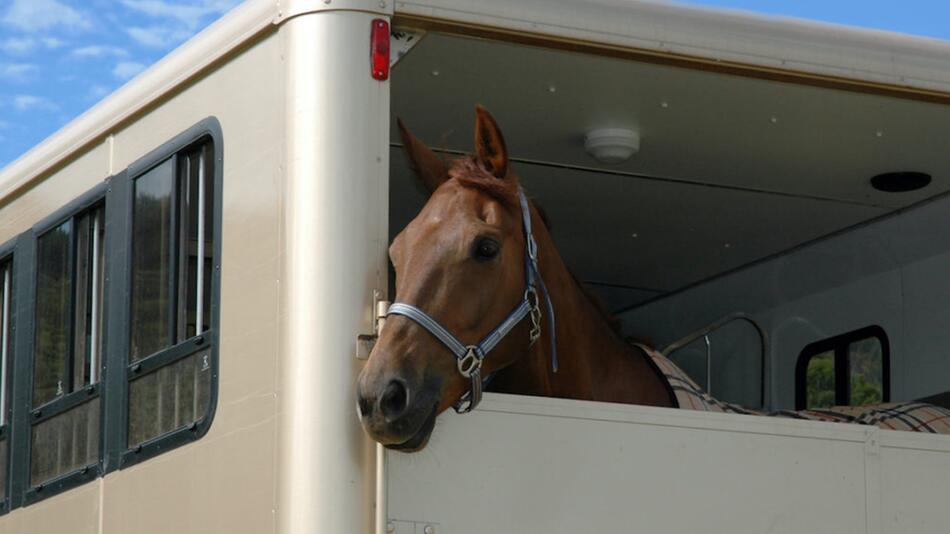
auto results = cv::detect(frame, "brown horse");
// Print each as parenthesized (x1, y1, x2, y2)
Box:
(356, 107, 673, 451)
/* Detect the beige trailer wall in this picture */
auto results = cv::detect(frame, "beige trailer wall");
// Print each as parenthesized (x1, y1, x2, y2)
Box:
(0, 29, 283, 534)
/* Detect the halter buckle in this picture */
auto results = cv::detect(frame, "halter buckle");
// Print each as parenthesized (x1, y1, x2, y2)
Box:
(457, 346, 484, 378)
(525, 287, 542, 345)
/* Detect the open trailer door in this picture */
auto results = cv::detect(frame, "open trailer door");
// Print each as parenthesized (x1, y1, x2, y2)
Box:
(376, 0, 950, 532)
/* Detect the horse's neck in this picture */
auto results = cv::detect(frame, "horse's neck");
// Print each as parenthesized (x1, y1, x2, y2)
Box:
(493, 215, 674, 408)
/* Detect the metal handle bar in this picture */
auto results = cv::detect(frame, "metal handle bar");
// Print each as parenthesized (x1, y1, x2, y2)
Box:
(660, 312, 769, 406)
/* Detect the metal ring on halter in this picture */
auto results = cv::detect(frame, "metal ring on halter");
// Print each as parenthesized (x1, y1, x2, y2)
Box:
(457, 346, 483, 378)
(525, 287, 541, 345)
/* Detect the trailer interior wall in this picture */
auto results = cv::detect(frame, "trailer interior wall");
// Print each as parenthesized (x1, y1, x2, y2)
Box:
(0, 27, 284, 534)
(619, 190, 950, 410)
(389, 27, 950, 409)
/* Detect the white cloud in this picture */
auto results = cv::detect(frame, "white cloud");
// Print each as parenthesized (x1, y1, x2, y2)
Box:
(72, 45, 129, 59)
(121, 1, 242, 47)
(1, 37, 35, 54)
(0, 62, 38, 82)
(112, 61, 145, 80)
(0, 37, 65, 54)
(121, 0, 241, 30)
(88, 84, 112, 100)
(2, 0, 92, 33)
(126, 25, 190, 48)
(13, 94, 58, 111)
(41, 37, 65, 49)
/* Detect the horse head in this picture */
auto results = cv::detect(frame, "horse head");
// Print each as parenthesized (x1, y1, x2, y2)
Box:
(357, 107, 546, 451)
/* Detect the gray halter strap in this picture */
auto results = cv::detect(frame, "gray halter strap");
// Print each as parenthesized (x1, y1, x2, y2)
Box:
(386, 186, 557, 413)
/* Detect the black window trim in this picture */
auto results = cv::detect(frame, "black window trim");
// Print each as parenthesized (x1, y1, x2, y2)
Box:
(795, 325, 890, 411)
(109, 117, 222, 471)
(20, 183, 108, 506)
(0, 116, 222, 510)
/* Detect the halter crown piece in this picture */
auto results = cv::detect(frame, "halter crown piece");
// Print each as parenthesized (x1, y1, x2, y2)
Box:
(386, 186, 558, 413)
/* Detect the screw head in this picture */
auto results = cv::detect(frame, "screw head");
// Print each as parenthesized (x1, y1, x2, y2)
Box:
(424, 526, 435, 534)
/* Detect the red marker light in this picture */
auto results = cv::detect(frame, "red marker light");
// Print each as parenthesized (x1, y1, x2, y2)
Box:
(371, 19, 390, 81)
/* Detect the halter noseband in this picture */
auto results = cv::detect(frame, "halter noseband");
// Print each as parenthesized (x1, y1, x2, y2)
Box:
(386, 186, 557, 413)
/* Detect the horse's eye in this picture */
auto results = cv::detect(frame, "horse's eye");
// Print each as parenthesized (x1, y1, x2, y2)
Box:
(473, 237, 500, 262)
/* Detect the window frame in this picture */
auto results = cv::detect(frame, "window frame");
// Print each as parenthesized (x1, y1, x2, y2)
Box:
(795, 325, 890, 410)
(13, 184, 108, 505)
(104, 117, 222, 471)
(0, 116, 222, 510)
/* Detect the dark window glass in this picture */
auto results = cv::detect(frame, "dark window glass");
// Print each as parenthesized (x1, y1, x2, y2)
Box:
(177, 147, 213, 341)
(797, 326, 888, 410)
(849, 338, 884, 406)
(128, 141, 214, 449)
(34, 222, 71, 406)
(128, 350, 211, 446)
(1, 259, 12, 425)
(31, 206, 104, 487)
(73, 211, 105, 389)
(30, 398, 99, 486)
(0, 259, 11, 502)
(0, 439, 6, 502)
(130, 158, 175, 361)
(805, 350, 835, 409)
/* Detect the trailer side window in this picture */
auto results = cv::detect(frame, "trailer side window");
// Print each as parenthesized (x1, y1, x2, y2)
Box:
(796, 326, 888, 410)
(30, 206, 104, 490)
(126, 140, 215, 456)
(0, 257, 12, 504)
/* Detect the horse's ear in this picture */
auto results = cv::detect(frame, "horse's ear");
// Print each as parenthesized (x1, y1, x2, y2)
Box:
(474, 105, 509, 180)
(398, 118, 447, 194)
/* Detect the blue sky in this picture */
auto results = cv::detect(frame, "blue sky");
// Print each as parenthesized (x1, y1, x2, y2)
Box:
(1, 0, 948, 169)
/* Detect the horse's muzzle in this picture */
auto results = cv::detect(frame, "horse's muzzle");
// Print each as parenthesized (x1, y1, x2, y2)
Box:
(357, 373, 440, 451)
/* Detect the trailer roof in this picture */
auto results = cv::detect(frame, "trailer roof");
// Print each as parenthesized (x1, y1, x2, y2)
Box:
(3, 0, 950, 203)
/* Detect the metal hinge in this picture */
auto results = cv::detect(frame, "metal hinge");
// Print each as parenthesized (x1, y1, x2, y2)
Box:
(357, 291, 390, 360)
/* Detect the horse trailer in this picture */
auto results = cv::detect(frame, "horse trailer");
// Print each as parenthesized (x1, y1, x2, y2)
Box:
(1, 0, 949, 532)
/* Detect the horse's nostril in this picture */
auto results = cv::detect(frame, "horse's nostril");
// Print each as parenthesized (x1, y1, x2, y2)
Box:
(358, 392, 373, 419)
(380, 379, 410, 420)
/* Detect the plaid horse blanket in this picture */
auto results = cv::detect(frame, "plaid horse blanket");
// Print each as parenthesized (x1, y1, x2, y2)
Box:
(642, 345, 950, 434)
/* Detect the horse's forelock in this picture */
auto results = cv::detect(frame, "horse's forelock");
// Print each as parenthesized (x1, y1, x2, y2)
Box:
(448, 157, 519, 209)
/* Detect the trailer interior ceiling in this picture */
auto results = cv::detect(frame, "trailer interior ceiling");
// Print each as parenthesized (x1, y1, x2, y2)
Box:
(389, 31, 950, 311)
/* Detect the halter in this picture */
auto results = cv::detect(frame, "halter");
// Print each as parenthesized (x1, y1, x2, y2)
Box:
(386, 186, 557, 413)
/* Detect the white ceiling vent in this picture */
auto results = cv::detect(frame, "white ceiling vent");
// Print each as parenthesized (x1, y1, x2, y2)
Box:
(584, 128, 640, 164)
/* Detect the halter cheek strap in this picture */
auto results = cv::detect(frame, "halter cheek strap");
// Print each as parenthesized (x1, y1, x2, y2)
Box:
(386, 186, 557, 414)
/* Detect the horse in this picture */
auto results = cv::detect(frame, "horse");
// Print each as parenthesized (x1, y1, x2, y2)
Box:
(356, 107, 950, 452)
(357, 106, 675, 451)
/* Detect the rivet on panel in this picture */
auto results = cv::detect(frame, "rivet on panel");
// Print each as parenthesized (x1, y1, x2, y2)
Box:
(547, 85, 556, 93)
(660, 101, 669, 108)
(431, 70, 440, 77)
(424, 526, 435, 534)
(769, 116, 778, 124)
(386, 522, 395, 533)
(875, 130, 884, 138)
